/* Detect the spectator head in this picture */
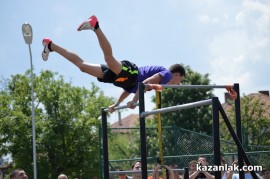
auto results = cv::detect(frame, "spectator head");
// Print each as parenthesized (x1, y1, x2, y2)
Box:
(58, 174, 68, 179)
(221, 157, 227, 166)
(132, 161, 141, 170)
(189, 160, 197, 170)
(10, 169, 28, 179)
(131, 161, 141, 178)
(262, 169, 270, 179)
(197, 156, 208, 166)
(118, 169, 127, 179)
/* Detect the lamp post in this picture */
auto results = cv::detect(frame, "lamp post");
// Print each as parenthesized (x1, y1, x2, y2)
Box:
(22, 23, 37, 179)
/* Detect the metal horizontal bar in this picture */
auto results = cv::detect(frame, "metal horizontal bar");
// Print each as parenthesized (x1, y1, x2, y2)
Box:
(103, 103, 139, 112)
(145, 84, 230, 89)
(109, 168, 184, 175)
(141, 99, 212, 118)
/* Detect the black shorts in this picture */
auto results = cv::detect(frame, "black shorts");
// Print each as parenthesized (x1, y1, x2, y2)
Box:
(97, 60, 138, 89)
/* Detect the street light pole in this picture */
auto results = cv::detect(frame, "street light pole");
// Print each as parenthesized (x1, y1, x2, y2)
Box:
(22, 23, 37, 179)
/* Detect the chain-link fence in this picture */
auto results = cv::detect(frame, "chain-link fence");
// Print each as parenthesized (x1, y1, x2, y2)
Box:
(101, 126, 270, 177)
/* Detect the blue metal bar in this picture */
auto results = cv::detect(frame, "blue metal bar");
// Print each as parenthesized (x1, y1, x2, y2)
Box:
(141, 99, 212, 118)
(144, 84, 230, 89)
(103, 103, 139, 112)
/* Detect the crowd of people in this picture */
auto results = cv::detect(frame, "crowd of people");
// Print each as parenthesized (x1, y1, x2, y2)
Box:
(113, 156, 269, 179)
(7, 160, 270, 179)
(8, 169, 69, 179)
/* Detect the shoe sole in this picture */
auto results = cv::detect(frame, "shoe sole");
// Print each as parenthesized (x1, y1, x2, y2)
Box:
(42, 38, 51, 61)
(77, 15, 98, 31)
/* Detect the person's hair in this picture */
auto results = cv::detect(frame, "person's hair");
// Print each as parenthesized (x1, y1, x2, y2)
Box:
(221, 157, 226, 164)
(189, 160, 197, 166)
(197, 155, 206, 161)
(169, 64, 186, 77)
(10, 169, 23, 179)
(131, 161, 141, 169)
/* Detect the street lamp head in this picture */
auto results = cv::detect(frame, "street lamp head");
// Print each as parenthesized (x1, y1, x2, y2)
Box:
(22, 23, 33, 44)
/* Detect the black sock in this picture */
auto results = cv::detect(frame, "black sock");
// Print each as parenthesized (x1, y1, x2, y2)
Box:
(48, 41, 53, 51)
(94, 22, 99, 31)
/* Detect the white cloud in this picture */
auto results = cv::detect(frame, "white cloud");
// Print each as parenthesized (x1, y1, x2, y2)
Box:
(237, 0, 270, 33)
(198, 14, 219, 24)
(198, 0, 270, 101)
(235, 11, 245, 25)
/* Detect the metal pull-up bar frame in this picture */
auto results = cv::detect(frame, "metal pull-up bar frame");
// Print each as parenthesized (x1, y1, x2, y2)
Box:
(138, 83, 252, 179)
(101, 83, 253, 179)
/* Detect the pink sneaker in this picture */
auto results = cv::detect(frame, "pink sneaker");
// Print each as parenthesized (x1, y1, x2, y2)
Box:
(42, 38, 52, 61)
(77, 15, 99, 31)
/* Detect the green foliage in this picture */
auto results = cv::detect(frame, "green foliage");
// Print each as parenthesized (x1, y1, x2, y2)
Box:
(107, 129, 140, 170)
(0, 70, 114, 178)
(149, 65, 214, 134)
(108, 131, 139, 160)
(220, 94, 270, 146)
(220, 94, 270, 168)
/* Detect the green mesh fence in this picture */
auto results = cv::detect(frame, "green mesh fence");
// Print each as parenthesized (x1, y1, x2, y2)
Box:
(103, 126, 270, 174)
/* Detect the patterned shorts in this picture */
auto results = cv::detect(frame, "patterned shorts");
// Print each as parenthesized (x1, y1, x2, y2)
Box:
(97, 60, 138, 89)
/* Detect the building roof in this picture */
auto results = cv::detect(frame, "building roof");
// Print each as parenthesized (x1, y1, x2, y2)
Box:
(247, 92, 270, 114)
(111, 114, 139, 128)
(222, 91, 270, 115)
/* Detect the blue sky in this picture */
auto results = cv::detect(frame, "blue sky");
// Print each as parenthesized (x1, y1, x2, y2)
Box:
(1, 0, 270, 123)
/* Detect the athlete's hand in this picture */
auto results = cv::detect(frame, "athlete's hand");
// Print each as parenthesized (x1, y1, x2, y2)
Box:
(127, 101, 137, 109)
(232, 160, 238, 166)
(108, 103, 119, 113)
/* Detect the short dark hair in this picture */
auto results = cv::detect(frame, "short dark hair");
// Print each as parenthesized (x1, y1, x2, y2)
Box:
(197, 155, 207, 161)
(169, 64, 186, 77)
(221, 157, 226, 164)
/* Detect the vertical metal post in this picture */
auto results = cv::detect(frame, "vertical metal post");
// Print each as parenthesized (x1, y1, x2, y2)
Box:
(139, 83, 148, 179)
(219, 103, 258, 179)
(98, 124, 103, 178)
(156, 91, 165, 178)
(234, 83, 244, 179)
(101, 109, 109, 179)
(184, 167, 189, 179)
(212, 97, 221, 178)
(29, 44, 37, 179)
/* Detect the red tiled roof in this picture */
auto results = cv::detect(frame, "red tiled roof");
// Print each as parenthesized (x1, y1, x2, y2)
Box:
(247, 93, 270, 114)
(222, 92, 270, 115)
(111, 114, 139, 128)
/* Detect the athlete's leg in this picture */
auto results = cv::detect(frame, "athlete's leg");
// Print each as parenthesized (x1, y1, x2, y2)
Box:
(51, 42, 103, 78)
(77, 15, 122, 75)
(42, 38, 103, 78)
(94, 28, 122, 75)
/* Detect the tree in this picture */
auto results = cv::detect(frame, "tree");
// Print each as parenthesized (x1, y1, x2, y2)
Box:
(220, 94, 270, 147)
(220, 94, 270, 168)
(107, 129, 140, 170)
(144, 65, 214, 158)
(148, 65, 214, 133)
(0, 70, 114, 178)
